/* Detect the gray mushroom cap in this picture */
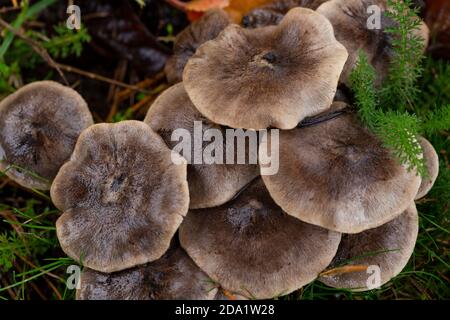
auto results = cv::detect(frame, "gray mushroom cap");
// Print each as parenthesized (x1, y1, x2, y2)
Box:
(0, 81, 93, 190)
(164, 9, 231, 84)
(260, 103, 421, 233)
(242, 0, 329, 28)
(77, 245, 217, 300)
(319, 203, 419, 291)
(317, 0, 430, 86)
(51, 121, 189, 273)
(179, 178, 341, 299)
(183, 7, 348, 130)
(145, 83, 259, 209)
(415, 137, 439, 200)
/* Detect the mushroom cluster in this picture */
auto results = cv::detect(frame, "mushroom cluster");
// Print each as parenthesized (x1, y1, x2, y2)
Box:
(0, 1, 438, 300)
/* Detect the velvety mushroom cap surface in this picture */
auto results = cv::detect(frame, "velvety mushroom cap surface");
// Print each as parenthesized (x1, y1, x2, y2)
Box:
(317, 0, 429, 86)
(51, 121, 189, 273)
(183, 7, 348, 130)
(242, 0, 329, 28)
(260, 107, 421, 233)
(0, 81, 93, 190)
(319, 204, 419, 291)
(165, 9, 231, 84)
(415, 137, 439, 200)
(145, 83, 259, 209)
(77, 246, 217, 300)
(179, 178, 341, 299)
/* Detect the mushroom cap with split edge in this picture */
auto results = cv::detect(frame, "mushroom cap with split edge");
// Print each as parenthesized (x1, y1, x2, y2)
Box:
(164, 9, 231, 84)
(317, 0, 430, 86)
(51, 120, 189, 273)
(145, 83, 259, 209)
(415, 137, 439, 200)
(77, 245, 217, 300)
(179, 178, 341, 299)
(0, 81, 93, 190)
(319, 203, 419, 291)
(260, 103, 421, 234)
(183, 7, 348, 130)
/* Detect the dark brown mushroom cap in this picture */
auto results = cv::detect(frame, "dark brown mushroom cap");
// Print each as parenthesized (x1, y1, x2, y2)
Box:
(317, 0, 429, 86)
(319, 204, 418, 291)
(242, 0, 329, 28)
(145, 83, 259, 209)
(415, 137, 439, 200)
(77, 246, 217, 300)
(51, 121, 189, 273)
(179, 178, 341, 299)
(260, 104, 421, 233)
(0, 81, 93, 190)
(165, 9, 231, 84)
(183, 7, 348, 130)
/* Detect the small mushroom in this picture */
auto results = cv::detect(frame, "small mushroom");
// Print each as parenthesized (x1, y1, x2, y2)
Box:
(260, 103, 421, 233)
(317, 0, 430, 86)
(183, 7, 348, 130)
(319, 203, 419, 291)
(165, 9, 231, 84)
(0, 81, 93, 190)
(179, 178, 341, 299)
(77, 245, 217, 300)
(415, 137, 439, 200)
(145, 83, 259, 209)
(242, 0, 329, 28)
(51, 121, 189, 273)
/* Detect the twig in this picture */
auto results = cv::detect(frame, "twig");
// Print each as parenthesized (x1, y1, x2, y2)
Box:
(1, 278, 16, 300)
(0, 16, 68, 85)
(17, 255, 64, 282)
(130, 95, 155, 113)
(116, 72, 165, 100)
(55, 63, 151, 93)
(106, 60, 128, 122)
(0, 6, 21, 14)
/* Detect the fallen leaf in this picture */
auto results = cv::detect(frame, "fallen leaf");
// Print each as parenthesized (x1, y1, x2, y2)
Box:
(320, 265, 369, 277)
(226, 0, 274, 22)
(186, 0, 230, 12)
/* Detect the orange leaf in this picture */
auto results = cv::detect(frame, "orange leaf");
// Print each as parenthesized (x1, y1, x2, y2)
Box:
(228, 0, 273, 13)
(320, 265, 369, 277)
(186, 0, 230, 12)
(221, 289, 237, 300)
(225, 0, 274, 23)
(186, 10, 205, 21)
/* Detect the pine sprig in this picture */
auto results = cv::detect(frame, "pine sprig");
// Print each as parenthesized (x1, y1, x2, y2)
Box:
(350, 51, 427, 176)
(375, 111, 426, 175)
(380, 0, 425, 111)
(43, 24, 91, 59)
(349, 52, 377, 130)
(421, 105, 450, 136)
